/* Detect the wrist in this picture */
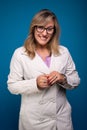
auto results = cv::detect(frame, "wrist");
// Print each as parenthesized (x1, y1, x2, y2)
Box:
(61, 74, 67, 85)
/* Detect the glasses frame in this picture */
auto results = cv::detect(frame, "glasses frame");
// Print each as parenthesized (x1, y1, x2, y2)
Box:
(35, 26, 55, 34)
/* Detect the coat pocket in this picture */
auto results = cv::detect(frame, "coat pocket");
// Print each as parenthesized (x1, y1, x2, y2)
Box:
(39, 98, 56, 121)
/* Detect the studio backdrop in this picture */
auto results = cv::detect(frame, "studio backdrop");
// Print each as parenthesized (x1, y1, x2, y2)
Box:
(0, 0, 87, 130)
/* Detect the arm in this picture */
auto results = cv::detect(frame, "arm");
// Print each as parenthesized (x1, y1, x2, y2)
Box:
(47, 48, 80, 90)
(7, 49, 40, 95)
(60, 49, 80, 89)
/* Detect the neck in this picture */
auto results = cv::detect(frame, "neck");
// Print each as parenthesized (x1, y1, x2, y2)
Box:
(36, 47, 51, 60)
(36, 44, 47, 50)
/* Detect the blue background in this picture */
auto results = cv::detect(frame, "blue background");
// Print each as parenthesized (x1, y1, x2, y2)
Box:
(0, 0, 87, 130)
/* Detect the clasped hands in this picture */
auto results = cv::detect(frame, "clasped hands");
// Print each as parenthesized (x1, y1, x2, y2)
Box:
(37, 71, 66, 89)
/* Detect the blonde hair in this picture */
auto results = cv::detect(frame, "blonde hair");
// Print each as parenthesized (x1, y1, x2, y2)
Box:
(24, 9, 60, 59)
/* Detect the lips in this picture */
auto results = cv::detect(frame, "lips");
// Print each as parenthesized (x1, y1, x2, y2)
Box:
(39, 35, 49, 41)
(40, 36, 48, 41)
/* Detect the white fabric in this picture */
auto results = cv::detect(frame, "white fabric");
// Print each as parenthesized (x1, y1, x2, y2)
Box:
(7, 45, 80, 130)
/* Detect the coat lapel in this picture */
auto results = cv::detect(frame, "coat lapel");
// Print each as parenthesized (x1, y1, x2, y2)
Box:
(33, 53, 50, 74)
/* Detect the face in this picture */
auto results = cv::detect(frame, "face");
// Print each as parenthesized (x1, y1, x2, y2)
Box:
(34, 20, 54, 47)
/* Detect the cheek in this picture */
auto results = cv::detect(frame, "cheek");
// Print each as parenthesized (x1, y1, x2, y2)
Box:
(34, 31, 38, 41)
(34, 32, 41, 44)
(48, 35, 53, 41)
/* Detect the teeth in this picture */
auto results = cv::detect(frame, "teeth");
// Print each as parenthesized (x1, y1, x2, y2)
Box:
(40, 37, 47, 40)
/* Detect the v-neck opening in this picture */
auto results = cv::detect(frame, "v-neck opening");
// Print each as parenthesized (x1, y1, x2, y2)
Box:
(36, 52, 52, 68)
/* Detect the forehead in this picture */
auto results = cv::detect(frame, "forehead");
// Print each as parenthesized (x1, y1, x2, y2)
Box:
(44, 20, 54, 27)
(37, 18, 54, 27)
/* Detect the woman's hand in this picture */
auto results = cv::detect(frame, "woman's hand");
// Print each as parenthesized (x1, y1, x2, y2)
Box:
(36, 74, 49, 89)
(47, 71, 67, 85)
(36, 71, 67, 89)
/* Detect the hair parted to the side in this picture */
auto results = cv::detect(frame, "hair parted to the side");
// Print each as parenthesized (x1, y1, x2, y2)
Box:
(24, 9, 60, 59)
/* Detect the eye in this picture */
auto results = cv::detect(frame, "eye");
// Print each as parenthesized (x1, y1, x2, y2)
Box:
(47, 27, 54, 33)
(37, 26, 44, 31)
(47, 28, 53, 31)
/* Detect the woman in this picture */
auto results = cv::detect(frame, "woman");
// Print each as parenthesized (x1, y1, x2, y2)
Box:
(7, 9, 80, 130)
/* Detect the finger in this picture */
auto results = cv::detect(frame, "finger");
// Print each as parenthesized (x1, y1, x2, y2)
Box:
(40, 79, 49, 88)
(48, 75, 58, 85)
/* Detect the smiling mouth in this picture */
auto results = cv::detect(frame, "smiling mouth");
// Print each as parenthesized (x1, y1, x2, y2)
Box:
(39, 35, 49, 41)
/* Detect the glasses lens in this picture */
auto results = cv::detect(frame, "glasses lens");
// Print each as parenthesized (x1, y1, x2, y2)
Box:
(47, 27, 54, 34)
(36, 26, 44, 33)
(36, 26, 54, 34)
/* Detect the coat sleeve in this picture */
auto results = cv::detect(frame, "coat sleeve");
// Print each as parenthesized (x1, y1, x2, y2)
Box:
(7, 49, 40, 95)
(59, 48, 80, 90)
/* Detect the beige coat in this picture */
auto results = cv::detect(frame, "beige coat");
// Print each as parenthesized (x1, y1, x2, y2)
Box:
(7, 46, 80, 130)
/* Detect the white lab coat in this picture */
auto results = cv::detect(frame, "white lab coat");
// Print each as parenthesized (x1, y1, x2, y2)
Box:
(7, 45, 80, 130)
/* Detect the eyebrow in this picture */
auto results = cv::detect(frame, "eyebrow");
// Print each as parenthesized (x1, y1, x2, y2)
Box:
(38, 25, 54, 28)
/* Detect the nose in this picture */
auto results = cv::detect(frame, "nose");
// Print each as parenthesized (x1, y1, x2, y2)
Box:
(42, 29, 48, 35)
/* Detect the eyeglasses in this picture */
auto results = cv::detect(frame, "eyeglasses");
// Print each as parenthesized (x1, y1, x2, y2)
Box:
(35, 26, 54, 34)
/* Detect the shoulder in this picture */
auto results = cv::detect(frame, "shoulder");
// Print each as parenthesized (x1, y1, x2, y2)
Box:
(59, 45, 70, 55)
(12, 46, 27, 60)
(13, 46, 26, 56)
(14, 46, 25, 54)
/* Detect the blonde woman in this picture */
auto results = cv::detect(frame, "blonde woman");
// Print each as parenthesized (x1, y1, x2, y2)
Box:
(7, 9, 80, 130)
